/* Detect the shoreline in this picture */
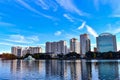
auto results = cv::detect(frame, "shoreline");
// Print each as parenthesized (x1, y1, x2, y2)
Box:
(1, 58, 120, 60)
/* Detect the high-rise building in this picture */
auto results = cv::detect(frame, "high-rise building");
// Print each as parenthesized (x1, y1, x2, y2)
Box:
(22, 47, 42, 55)
(80, 34, 91, 55)
(45, 40, 67, 54)
(46, 42, 52, 53)
(29, 47, 42, 54)
(12, 46, 42, 56)
(11, 46, 22, 57)
(70, 38, 80, 54)
(96, 33, 117, 52)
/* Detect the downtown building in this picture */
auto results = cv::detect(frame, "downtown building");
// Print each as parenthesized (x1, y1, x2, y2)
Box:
(70, 38, 80, 54)
(45, 40, 67, 54)
(96, 33, 117, 52)
(22, 47, 42, 55)
(11, 46, 42, 57)
(11, 46, 22, 57)
(80, 34, 91, 55)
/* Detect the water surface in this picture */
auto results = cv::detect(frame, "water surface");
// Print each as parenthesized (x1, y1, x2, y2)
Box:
(0, 59, 119, 80)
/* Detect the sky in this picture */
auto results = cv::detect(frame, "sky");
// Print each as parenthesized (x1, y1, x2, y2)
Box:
(0, 0, 120, 53)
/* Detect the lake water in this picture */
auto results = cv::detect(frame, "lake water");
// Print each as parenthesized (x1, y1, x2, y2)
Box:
(0, 59, 120, 80)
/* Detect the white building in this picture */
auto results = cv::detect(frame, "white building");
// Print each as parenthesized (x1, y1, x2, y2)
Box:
(46, 42, 52, 53)
(29, 47, 42, 54)
(45, 40, 67, 54)
(80, 34, 91, 55)
(70, 38, 80, 54)
(11, 46, 42, 56)
(11, 46, 22, 57)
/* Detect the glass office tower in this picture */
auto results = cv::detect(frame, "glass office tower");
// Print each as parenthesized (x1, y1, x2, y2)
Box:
(96, 33, 117, 52)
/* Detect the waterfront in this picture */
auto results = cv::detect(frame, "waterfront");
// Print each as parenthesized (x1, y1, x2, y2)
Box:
(0, 59, 120, 80)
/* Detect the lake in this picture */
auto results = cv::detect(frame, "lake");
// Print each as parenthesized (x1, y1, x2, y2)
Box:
(0, 59, 120, 80)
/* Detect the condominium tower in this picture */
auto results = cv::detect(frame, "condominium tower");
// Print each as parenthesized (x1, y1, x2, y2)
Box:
(70, 38, 80, 54)
(11, 46, 22, 57)
(80, 34, 91, 55)
(45, 40, 67, 54)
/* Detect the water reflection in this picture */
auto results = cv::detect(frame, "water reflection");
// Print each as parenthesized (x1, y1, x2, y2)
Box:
(98, 61, 119, 80)
(0, 60, 120, 80)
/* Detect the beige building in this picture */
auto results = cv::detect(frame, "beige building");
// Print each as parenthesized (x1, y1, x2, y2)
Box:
(80, 34, 91, 55)
(11, 46, 42, 56)
(29, 47, 42, 54)
(45, 40, 67, 54)
(70, 38, 80, 54)
(11, 46, 22, 57)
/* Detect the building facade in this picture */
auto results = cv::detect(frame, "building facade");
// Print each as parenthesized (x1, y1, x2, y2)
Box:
(11, 46, 22, 57)
(80, 34, 91, 55)
(46, 42, 52, 53)
(11, 46, 42, 56)
(70, 38, 80, 54)
(96, 33, 117, 52)
(29, 47, 42, 54)
(45, 40, 67, 54)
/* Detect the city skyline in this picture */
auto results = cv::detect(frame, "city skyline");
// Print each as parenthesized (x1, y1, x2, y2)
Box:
(0, 0, 120, 53)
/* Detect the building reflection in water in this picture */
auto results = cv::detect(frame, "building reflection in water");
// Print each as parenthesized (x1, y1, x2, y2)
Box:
(45, 60, 67, 80)
(11, 60, 45, 73)
(98, 60, 119, 80)
(81, 60, 92, 80)
(45, 60, 82, 80)
(11, 60, 22, 73)
(9, 60, 119, 80)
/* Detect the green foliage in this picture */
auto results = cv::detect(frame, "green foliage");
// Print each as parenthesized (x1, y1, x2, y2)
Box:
(1, 53, 17, 60)
(85, 51, 120, 59)
(23, 53, 52, 59)
(64, 52, 81, 59)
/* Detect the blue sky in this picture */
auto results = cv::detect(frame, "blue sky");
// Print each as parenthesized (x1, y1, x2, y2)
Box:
(0, 0, 120, 53)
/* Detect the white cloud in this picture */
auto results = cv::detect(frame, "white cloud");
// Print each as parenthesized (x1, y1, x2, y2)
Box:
(35, 0, 58, 11)
(36, 0, 49, 10)
(78, 22, 86, 30)
(63, 14, 74, 22)
(16, 0, 54, 19)
(105, 22, 120, 34)
(54, 31, 62, 36)
(5, 34, 39, 44)
(0, 42, 28, 47)
(86, 25, 98, 37)
(56, 0, 89, 16)
(0, 42, 14, 46)
(0, 22, 15, 26)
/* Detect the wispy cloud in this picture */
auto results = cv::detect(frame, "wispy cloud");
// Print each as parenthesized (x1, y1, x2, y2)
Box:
(86, 25, 98, 37)
(78, 22, 86, 30)
(63, 14, 74, 22)
(54, 31, 62, 36)
(56, 0, 89, 16)
(0, 42, 27, 47)
(106, 22, 120, 34)
(36, 0, 49, 10)
(0, 22, 15, 26)
(16, 0, 54, 19)
(35, 0, 58, 11)
(0, 42, 14, 46)
(5, 34, 39, 44)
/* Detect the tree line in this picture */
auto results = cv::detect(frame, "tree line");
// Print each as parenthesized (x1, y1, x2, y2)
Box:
(85, 51, 120, 59)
